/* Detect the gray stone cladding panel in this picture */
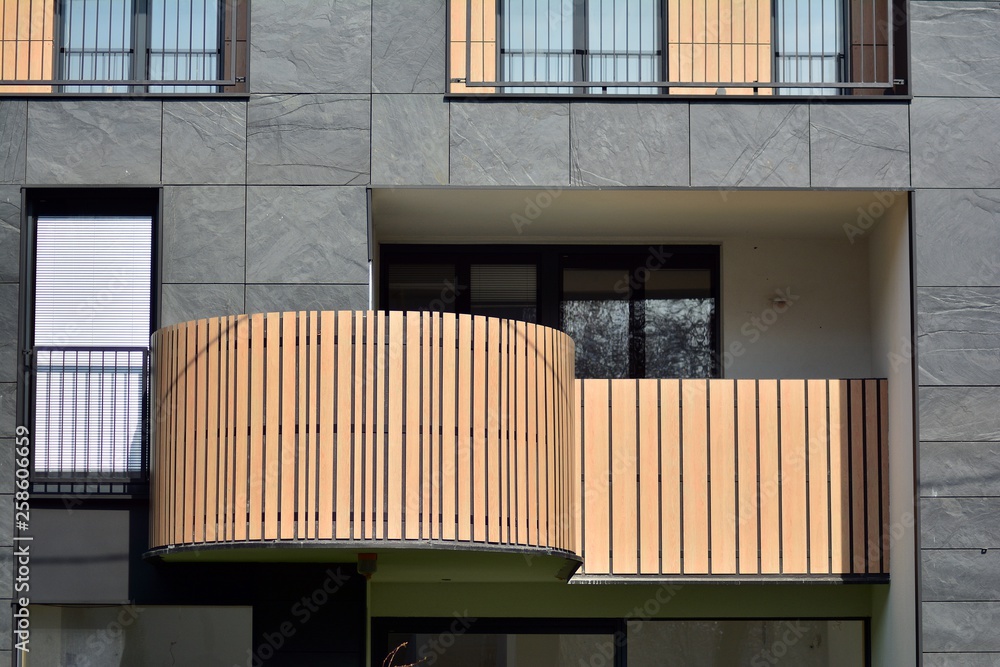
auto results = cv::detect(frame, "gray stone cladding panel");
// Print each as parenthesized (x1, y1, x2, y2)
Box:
(245, 285, 369, 314)
(912, 98, 1000, 189)
(918, 288, 1000, 386)
(0, 548, 8, 598)
(0, 384, 12, 437)
(923, 550, 1000, 602)
(451, 102, 570, 186)
(0, 187, 19, 283)
(162, 100, 247, 185)
(809, 103, 910, 188)
(915, 189, 1000, 288)
(0, 101, 26, 184)
(924, 653, 1000, 666)
(0, 285, 14, 383)
(246, 186, 368, 284)
(248, 94, 370, 185)
(0, 496, 9, 547)
(570, 102, 690, 187)
(911, 2, 1000, 97)
(26, 100, 161, 185)
(920, 386, 1000, 442)
(162, 186, 246, 284)
(921, 442, 1000, 498)
(690, 103, 809, 187)
(921, 498, 1000, 549)
(923, 602, 1000, 652)
(372, 0, 445, 93)
(161, 284, 245, 328)
(371, 94, 449, 185)
(0, 440, 10, 494)
(250, 0, 372, 94)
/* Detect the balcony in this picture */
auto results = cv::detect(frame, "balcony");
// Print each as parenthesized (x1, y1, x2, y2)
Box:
(148, 310, 889, 582)
(449, 0, 907, 95)
(0, 0, 248, 93)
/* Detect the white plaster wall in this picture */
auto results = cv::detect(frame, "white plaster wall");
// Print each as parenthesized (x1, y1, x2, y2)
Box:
(867, 202, 917, 667)
(721, 237, 873, 379)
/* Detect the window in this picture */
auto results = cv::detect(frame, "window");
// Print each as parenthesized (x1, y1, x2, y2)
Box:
(0, 0, 247, 92)
(501, 0, 663, 94)
(26, 190, 157, 492)
(380, 245, 719, 379)
(376, 619, 620, 667)
(59, 0, 223, 92)
(448, 0, 901, 95)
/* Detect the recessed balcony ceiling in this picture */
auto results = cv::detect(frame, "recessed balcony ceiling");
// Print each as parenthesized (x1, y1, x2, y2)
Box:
(371, 188, 905, 243)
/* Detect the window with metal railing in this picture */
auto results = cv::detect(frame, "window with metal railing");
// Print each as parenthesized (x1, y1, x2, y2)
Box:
(28, 202, 154, 494)
(448, 0, 906, 95)
(0, 0, 247, 93)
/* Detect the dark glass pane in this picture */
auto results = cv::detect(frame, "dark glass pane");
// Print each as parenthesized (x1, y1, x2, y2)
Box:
(562, 268, 630, 378)
(643, 269, 715, 378)
(386, 633, 615, 667)
(386, 263, 460, 312)
(471, 264, 538, 322)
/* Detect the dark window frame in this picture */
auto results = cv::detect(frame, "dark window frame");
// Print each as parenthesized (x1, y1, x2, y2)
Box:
(19, 188, 162, 496)
(378, 244, 721, 379)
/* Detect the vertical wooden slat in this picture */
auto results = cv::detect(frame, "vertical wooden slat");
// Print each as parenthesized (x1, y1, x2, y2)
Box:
(336, 312, 354, 540)
(611, 381, 638, 575)
(353, 312, 366, 540)
(583, 380, 610, 574)
(423, 313, 435, 540)
(525, 322, 537, 546)
(807, 379, 830, 574)
(865, 379, 880, 572)
(441, 313, 458, 541)
(513, 321, 526, 545)
(880, 379, 890, 574)
(660, 379, 681, 574)
(457, 314, 472, 542)
(830, 380, 851, 573)
(297, 312, 311, 540)
(758, 379, 780, 573)
(225, 317, 238, 542)
(281, 314, 297, 540)
(363, 312, 377, 540)
(264, 313, 281, 540)
(710, 380, 737, 574)
(736, 379, 759, 574)
(682, 379, 709, 574)
(248, 314, 265, 541)
(403, 313, 421, 540)
(850, 380, 867, 573)
(536, 326, 548, 547)
(473, 315, 488, 542)
(500, 320, 511, 544)
(317, 312, 336, 540)
(205, 318, 220, 542)
(488, 317, 502, 543)
(780, 380, 808, 574)
(184, 322, 198, 543)
(574, 379, 583, 560)
(375, 312, 388, 540)
(387, 311, 404, 540)
(638, 379, 659, 574)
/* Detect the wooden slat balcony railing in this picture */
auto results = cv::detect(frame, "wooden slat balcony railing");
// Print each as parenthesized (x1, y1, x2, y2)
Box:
(148, 311, 579, 571)
(574, 378, 889, 579)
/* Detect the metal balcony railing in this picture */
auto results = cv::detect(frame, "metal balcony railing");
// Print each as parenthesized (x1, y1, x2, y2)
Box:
(449, 0, 904, 95)
(32, 346, 149, 491)
(0, 0, 247, 93)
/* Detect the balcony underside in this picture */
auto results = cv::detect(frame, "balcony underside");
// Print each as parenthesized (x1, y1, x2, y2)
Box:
(149, 311, 889, 582)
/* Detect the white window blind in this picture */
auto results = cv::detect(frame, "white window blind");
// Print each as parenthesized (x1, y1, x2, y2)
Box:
(33, 216, 152, 476)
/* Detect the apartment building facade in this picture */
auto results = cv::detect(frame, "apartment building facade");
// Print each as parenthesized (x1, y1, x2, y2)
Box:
(0, 0, 995, 664)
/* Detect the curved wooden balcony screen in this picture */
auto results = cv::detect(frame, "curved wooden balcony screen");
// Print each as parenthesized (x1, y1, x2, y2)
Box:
(149, 311, 578, 557)
(574, 378, 889, 577)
